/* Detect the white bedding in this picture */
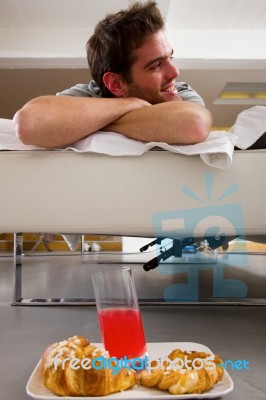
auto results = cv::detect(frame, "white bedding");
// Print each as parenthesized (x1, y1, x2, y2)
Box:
(1, 106, 266, 169)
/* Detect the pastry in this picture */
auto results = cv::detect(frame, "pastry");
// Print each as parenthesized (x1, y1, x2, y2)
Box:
(41, 335, 137, 396)
(42, 337, 224, 396)
(139, 348, 224, 395)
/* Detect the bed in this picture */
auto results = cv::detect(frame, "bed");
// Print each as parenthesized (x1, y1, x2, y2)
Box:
(1, 107, 266, 304)
(1, 148, 266, 305)
(1, 148, 266, 236)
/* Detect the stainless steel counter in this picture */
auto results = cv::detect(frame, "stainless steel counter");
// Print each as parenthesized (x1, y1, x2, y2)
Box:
(0, 254, 266, 399)
(1, 306, 265, 399)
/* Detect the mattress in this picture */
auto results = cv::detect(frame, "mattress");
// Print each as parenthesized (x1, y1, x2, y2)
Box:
(1, 149, 266, 243)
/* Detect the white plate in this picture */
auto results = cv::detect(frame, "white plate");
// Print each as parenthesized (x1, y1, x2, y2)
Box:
(26, 342, 233, 399)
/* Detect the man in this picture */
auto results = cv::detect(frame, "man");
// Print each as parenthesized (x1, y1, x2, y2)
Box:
(14, 1, 212, 148)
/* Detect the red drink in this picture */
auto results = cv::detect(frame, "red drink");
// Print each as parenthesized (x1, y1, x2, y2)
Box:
(98, 308, 147, 359)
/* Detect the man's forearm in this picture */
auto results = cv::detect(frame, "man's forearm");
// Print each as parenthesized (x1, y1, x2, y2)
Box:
(103, 101, 212, 144)
(14, 95, 150, 148)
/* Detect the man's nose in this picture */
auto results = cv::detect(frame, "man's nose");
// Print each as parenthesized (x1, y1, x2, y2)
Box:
(166, 60, 179, 80)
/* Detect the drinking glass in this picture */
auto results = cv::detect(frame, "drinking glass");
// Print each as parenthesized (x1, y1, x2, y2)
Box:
(91, 266, 147, 360)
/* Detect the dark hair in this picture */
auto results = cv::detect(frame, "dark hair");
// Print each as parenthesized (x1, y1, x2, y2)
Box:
(86, 1, 165, 97)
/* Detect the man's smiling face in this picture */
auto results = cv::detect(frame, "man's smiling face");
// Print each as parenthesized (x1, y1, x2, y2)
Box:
(123, 30, 181, 104)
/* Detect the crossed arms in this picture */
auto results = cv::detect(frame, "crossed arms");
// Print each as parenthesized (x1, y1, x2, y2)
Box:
(14, 95, 212, 148)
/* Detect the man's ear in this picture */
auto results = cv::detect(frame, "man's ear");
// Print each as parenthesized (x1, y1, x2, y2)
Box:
(103, 72, 127, 97)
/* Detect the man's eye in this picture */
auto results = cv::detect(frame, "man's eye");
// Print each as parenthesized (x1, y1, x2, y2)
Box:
(151, 62, 162, 70)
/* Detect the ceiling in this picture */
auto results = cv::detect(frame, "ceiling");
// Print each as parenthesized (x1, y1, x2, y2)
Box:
(0, 0, 266, 127)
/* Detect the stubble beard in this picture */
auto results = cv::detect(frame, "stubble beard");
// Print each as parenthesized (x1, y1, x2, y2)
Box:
(126, 83, 174, 105)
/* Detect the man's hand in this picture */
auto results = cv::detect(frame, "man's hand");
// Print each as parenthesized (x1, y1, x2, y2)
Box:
(103, 101, 212, 144)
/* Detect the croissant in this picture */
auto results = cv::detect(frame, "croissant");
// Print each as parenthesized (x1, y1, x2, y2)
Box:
(41, 335, 137, 396)
(139, 348, 224, 395)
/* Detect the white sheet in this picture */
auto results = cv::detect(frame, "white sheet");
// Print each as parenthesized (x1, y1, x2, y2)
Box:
(229, 105, 266, 149)
(0, 106, 265, 170)
(0, 119, 237, 169)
